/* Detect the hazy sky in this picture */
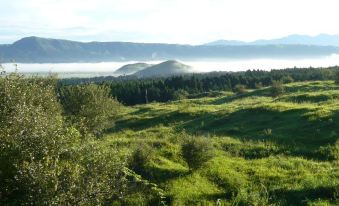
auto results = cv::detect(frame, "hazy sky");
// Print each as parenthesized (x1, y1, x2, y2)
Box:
(1, 0, 339, 44)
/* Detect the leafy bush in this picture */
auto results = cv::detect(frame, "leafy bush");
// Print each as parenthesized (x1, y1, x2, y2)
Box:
(181, 137, 214, 170)
(129, 144, 154, 176)
(0, 74, 69, 204)
(172, 89, 189, 100)
(0, 75, 130, 205)
(234, 84, 247, 94)
(59, 142, 128, 205)
(281, 75, 294, 84)
(270, 80, 284, 97)
(59, 84, 120, 136)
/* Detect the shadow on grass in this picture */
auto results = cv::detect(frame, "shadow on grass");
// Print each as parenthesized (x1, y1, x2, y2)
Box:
(129, 107, 154, 116)
(178, 107, 338, 160)
(112, 105, 339, 160)
(112, 111, 195, 132)
(276, 92, 339, 103)
(211, 82, 339, 105)
(181, 107, 338, 146)
(145, 166, 189, 184)
(198, 192, 232, 204)
(284, 83, 338, 93)
(166, 192, 228, 206)
(210, 88, 271, 105)
(272, 185, 337, 206)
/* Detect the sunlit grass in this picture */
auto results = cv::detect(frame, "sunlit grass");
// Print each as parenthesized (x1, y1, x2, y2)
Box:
(103, 80, 339, 205)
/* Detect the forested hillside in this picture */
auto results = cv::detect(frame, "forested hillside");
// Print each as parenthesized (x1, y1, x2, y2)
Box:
(61, 66, 339, 105)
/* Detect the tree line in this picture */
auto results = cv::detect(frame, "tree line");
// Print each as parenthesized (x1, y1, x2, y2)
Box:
(60, 66, 339, 105)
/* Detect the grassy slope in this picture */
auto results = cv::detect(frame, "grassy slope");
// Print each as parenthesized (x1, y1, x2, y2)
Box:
(105, 81, 339, 205)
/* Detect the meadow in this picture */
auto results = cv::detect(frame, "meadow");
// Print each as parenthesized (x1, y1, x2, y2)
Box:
(1, 71, 338, 205)
(104, 81, 339, 205)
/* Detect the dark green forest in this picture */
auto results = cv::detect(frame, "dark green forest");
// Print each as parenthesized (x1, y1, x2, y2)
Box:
(60, 66, 338, 105)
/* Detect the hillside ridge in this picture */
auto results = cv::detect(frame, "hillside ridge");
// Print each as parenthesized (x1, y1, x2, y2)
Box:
(1, 36, 339, 63)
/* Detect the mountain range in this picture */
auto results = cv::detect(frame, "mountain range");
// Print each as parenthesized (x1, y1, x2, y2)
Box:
(1, 35, 339, 63)
(206, 34, 339, 46)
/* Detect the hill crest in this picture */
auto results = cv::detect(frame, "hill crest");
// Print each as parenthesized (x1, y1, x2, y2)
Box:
(134, 60, 192, 78)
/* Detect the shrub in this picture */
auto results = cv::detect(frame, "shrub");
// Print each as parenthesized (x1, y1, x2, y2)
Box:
(181, 137, 214, 170)
(59, 84, 120, 136)
(172, 89, 189, 100)
(281, 75, 294, 84)
(234, 84, 247, 94)
(270, 80, 284, 97)
(0, 74, 69, 204)
(61, 142, 128, 205)
(0, 75, 129, 205)
(129, 144, 154, 176)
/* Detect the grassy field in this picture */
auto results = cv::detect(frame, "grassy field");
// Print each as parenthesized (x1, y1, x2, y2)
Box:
(103, 81, 338, 205)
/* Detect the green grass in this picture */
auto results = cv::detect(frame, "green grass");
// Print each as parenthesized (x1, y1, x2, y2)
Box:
(105, 81, 339, 205)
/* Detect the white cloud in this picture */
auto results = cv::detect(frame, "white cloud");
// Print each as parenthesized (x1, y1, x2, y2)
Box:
(0, 0, 339, 44)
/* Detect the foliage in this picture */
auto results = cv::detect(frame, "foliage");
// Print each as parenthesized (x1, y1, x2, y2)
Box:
(181, 137, 214, 170)
(129, 143, 154, 176)
(59, 84, 120, 136)
(234, 84, 247, 94)
(0, 74, 68, 204)
(60, 66, 339, 105)
(0, 74, 133, 205)
(123, 169, 167, 206)
(58, 142, 128, 205)
(271, 80, 285, 97)
(281, 75, 294, 83)
(172, 89, 189, 100)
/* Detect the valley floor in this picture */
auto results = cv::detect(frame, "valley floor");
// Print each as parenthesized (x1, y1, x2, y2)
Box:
(105, 81, 338, 205)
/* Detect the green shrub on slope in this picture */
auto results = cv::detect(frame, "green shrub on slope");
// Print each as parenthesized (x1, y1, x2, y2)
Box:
(181, 137, 214, 170)
(60, 84, 120, 136)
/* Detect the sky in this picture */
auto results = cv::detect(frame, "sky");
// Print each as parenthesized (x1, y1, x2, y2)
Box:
(1, 0, 339, 44)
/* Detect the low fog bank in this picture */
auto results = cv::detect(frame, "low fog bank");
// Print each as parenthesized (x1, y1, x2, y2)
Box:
(2, 54, 339, 78)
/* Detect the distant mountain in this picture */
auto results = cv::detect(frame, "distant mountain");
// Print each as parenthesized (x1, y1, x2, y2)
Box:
(134, 60, 192, 78)
(206, 34, 339, 46)
(206, 40, 247, 46)
(1, 36, 339, 63)
(114, 63, 153, 75)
